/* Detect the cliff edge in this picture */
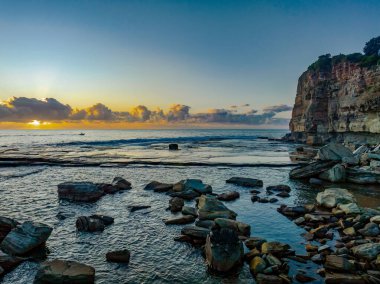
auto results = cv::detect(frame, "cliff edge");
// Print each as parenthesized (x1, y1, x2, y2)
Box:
(289, 37, 380, 145)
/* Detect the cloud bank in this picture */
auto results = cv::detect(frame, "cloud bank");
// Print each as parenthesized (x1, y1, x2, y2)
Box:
(0, 97, 291, 126)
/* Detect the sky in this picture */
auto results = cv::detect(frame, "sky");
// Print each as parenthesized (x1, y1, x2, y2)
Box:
(0, 0, 379, 128)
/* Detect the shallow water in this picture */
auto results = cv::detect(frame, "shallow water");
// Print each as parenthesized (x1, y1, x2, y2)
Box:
(1, 130, 380, 284)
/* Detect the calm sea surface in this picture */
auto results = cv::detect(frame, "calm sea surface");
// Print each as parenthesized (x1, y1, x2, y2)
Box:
(0, 129, 379, 284)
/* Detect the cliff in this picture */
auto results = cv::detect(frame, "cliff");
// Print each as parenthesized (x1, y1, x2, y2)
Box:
(289, 55, 380, 145)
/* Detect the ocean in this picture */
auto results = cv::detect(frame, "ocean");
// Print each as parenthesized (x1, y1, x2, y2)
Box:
(1, 129, 379, 283)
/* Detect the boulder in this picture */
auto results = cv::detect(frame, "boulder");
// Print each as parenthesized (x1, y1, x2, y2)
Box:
(195, 220, 215, 229)
(249, 256, 266, 275)
(351, 243, 380, 260)
(0, 253, 25, 273)
(169, 143, 179, 150)
(197, 195, 237, 220)
(112, 177, 131, 190)
(316, 188, 355, 208)
(217, 191, 240, 201)
(181, 226, 210, 239)
(205, 228, 244, 273)
(34, 259, 95, 284)
(346, 168, 380, 184)
(261, 242, 290, 256)
(325, 272, 365, 284)
(318, 143, 354, 161)
(244, 237, 266, 250)
(0, 216, 19, 242)
(76, 216, 105, 232)
(57, 182, 104, 202)
(319, 164, 346, 182)
(358, 222, 380, 237)
(106, 249, 130, 263)
(370, 215, 380, 224)
(226, 177, 263, 187)
(89, 215, 114, 226)
(164, 215, 195, 225)
(144, 181, 173, 192)
(169, 197, 184, 212)
(290, 160, 338, 179)
(181, 206, 198, 217)
(266, 185, 291, 192)
(96, 183, 118, 194)
(324, 255, 355, 272)
(214, 218, 250, 237)
(0, 221, 52, 256)
(171, 179, 212, 200)
(338, 203, 361, 215)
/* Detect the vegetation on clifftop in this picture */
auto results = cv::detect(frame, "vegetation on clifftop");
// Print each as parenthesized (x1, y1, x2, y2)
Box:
(308, 36, 380, 71)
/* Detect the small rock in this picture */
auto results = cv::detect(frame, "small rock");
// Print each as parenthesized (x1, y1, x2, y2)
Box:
(249, 256, 266, 274)
(57, 182, 104, 202)
(370, 215, 380, 224)
(276, 191, 290, 198)
(76, 216, 105, 232)
(214, 218, 250, 237)
(197, 195, 237, 220)
(245, 237, 267, 250)
(343, 227, 356, 236)
(226, 177, 263, 187)
(309, 178, 324, 185)
(266, 185, 291, 192)
(181, 226, 210, 239)
(316, 188, 355, 209)
(112, 177, 131, 190)
(256, 274, 284, 284)
(0, 216, 19, 242)
(106, 249, 130, 263)
(144, 181, 173, 192)
(164, 215, 195, 225)
(217, 191, 240, 201)
(324, 255, 355, 272)
(338, 203, 361, 215)
(261, 242, 290, 256)
(325, 272, 365, 284)
(294, 217, 305, 225)
(358, 222, 380, 237)
(295, 273, 316, 283)
(169, 143, 179, 150)
(181, 206, 198, 217)
(169, 197, 184, 212)
(129, 205, 151, 212)
(269, 198, 278, 203)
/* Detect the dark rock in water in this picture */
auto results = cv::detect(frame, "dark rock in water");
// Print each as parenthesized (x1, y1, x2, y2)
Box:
(169, 143, 179, 150)
(129, 205, 151, 212)
(169, 197, 184, 212)
(276, 191, 290, 198)
(217, 191, 240, 201)
(34, 259, 95, 284)
(250, 189, 261, 194)
(197, 195, 237, 220)
(258, 198, 269, 203)
(0, 253, 25, 273)
(195, 220, 215, 229)
(226, 177, 263, 187)
(278, 205, 309, 217)
(0, 216, 19, 242)
(0, 221, 52, 256)
(76, 216, 105, 232)
(266, 185, 291, 192)
(106, 249, 130, 263)
(289, 160, 338, 179)
(144, 181, 173, 192)
(112, 177, 131, 190)
(58, 182, 104, 202)
(164, 215, 195, 225)
(205, 227, 244, 273)
(89, 215, 114, 226)
(172, 179, 212, 197)
(251, 195, 260, 203)
(181, 225, 210, 239)
(269, 198, 278, 203)
(181, 206, 198, 217)
(96, 183, 118, 194)
(295, 273, 316, 283)
(309, 178, 324, 185)
(214, 218, 250, 237)
(318, 143, 354, 161)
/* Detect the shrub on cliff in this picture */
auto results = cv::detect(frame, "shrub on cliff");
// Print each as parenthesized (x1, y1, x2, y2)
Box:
(363, 36, 380, 56)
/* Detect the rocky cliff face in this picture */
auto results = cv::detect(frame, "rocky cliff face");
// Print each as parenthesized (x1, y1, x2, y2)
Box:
(289, 61, 380, 145)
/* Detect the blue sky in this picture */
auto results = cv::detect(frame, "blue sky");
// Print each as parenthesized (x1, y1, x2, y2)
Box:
(0, 0, 379, 117)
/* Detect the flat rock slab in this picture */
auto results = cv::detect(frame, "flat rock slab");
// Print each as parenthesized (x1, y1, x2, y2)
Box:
(34, 259, 95, 284)
(290, 160, 337, 179)
(58, 182, 104, 202)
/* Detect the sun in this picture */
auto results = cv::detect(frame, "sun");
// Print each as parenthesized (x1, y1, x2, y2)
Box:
(28, 120, 41, 126)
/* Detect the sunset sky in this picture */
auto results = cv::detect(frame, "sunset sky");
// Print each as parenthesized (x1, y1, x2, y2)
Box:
(0, 0, 379, 128)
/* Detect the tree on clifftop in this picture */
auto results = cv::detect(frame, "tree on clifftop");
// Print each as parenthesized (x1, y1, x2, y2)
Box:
(364, 36, 380, 56)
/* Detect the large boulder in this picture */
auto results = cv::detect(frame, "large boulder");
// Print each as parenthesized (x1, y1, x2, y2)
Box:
(205, 228, 243, 273)
(144, 181, 173, 192)
(172, 179, 212, 199)
(0, 221, 52, 256)
(214, 218, 250, 237)
(318, 143, 354, 161)
(226, 177, 263, 187)
(351, 243, 380, 260)
(181, 226, 210, 239)
(197, 195, 237, 220)
(319, 164, 346, 182)
(34, 259, 95, 284)
(57, 182, 104, 202)
(289, 160, 338, 179)
(0, 216, 19, 243)
(316, 188, 355, 209)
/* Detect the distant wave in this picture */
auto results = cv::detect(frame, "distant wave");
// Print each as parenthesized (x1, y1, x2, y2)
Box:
(52, 135, 264, 147)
